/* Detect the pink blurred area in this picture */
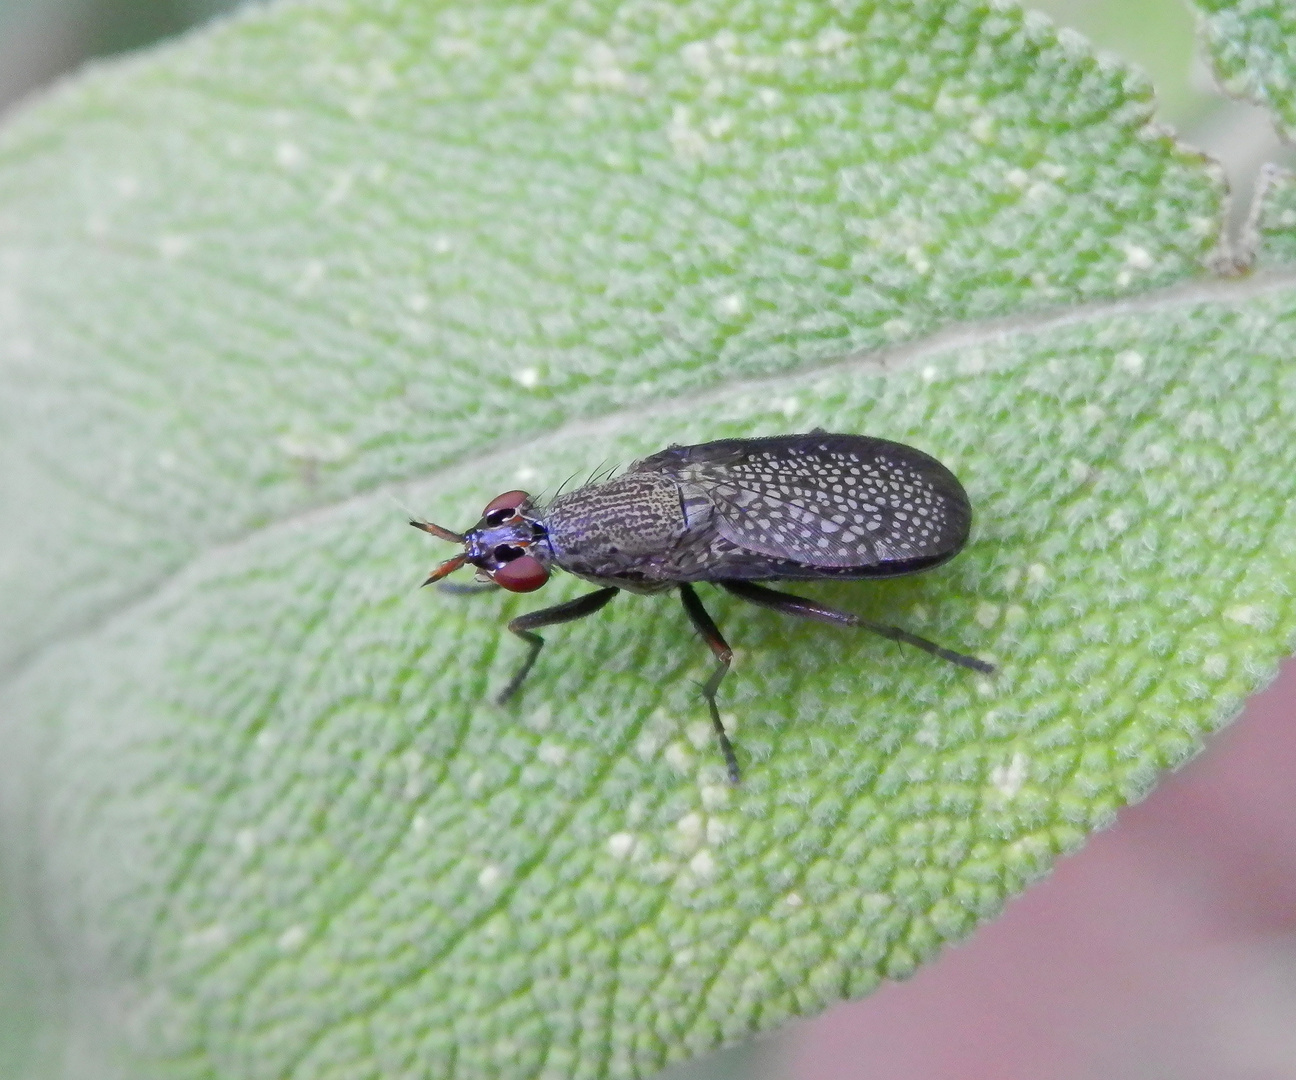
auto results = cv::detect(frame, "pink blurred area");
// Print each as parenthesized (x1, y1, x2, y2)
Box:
(792, 660, 1296, 1080)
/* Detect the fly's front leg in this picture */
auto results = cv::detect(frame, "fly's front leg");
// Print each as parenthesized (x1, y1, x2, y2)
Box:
(678, 583, 741, 785)
(499, 587, 619, 705)
(721, 581, 993, 674)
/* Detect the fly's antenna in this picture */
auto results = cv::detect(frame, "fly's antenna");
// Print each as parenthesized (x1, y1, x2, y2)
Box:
(398, 491, 465, 543)
(410, 520, 466, 543)
(421, 553, 468, 586)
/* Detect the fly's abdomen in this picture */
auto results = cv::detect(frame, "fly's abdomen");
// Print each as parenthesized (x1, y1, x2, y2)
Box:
(633, 433, 971, 576)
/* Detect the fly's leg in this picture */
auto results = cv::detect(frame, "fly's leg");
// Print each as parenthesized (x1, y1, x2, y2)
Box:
(721, 581, 994, 675)
(499, 587, 619, 705)
(678, 583, 741, 785)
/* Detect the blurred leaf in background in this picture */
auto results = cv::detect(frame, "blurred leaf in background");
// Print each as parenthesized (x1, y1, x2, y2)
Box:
(0, 0, 244, 109)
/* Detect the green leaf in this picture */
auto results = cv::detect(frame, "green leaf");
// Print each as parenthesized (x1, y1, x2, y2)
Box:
(1193, 0, 1296, 139)
(1190, 0, 1296, 267)
(1, 1, 1292, 1078)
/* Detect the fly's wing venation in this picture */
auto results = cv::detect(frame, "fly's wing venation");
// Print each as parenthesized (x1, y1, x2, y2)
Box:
(631, 433, 971, 569)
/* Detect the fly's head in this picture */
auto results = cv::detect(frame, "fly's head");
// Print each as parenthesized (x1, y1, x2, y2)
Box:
(411, 489, 551, 592)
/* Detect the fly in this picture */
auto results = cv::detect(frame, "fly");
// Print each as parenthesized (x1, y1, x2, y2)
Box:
(412, 432, 993, 783)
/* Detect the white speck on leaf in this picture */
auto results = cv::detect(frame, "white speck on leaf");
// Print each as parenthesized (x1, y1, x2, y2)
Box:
(293, 260, 324, 296)
(275, 141, 304, 169)
(914, 711, 941, 747)
(574, 41, 633, 92)
(688, 849, 716, 878)
(700, 783, 730, 811)
(1225, 604, 1272, 629)
(991, 752, 1028, 797)
(815, 26, 853, 53)
(676, 812, 705, 847)
(185, 924, 229, 951)
(664, 741, 693, 772)
(1144, 443, 1171, 466)
(905, 245, 930, 274)
(607, 832, 637, 859)
(537, 741, 567, 767)
(706, 113, 734, 138)
(681, 40, 711, 73)
(158, 235, 190, 260)
(277, 925, 307, 952)
(321, 169, 353, 207)
(716, 292, 745, 318)
(478, 865, 502, 889)
(970, 114, 995, 143)
(435, 36, 477, 59)
(1118, 349, 1145, 374)
(706, 817, 735, 845)
(686, 721, 714, 751)
(1123, 244, 1154, 270)
(668, 106, 708, 160)
(277, 430, 352, 464)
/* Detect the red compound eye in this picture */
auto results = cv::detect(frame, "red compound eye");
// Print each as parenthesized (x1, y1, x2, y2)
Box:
(491, 554, 549, 593)
(482, 490, 530, 524)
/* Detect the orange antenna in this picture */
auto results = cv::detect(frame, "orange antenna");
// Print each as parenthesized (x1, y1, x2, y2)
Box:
(421, 553, 467, 587)
(410, 519, 464, 543)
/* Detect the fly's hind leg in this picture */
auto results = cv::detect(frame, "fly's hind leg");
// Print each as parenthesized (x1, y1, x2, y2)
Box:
(720, 580, 993, 674)
(678, 583, 742, 785)
(499, 587, 620, 705)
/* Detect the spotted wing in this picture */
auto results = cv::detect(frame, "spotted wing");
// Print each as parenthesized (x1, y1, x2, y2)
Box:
(634, 433, 971, 570)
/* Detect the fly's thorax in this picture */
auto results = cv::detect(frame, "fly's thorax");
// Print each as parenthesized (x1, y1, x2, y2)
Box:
(543, 471, 688, 571)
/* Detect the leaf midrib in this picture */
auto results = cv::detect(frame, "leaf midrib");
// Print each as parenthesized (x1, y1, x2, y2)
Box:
(3, 266, 1291, 695)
